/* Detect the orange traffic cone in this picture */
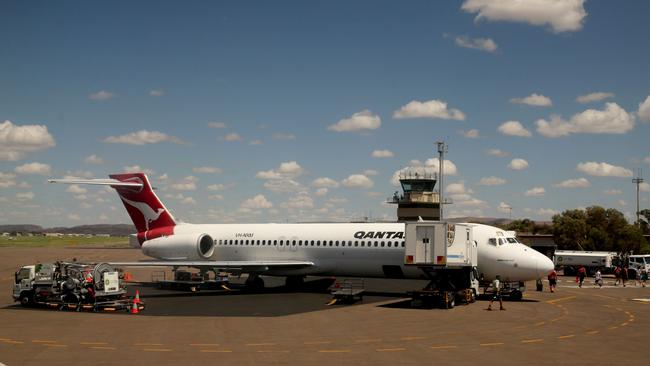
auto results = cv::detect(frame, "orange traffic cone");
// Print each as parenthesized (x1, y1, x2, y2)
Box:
(133, 290, 141, 304)
(130, 301, 139, 314)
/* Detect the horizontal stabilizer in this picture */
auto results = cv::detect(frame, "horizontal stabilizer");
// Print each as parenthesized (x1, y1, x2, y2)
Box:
(48, 178, 143, 188)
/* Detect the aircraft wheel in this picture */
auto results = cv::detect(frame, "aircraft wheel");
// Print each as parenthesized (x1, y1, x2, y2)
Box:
(510, 290, 523, 301)
(444, 292, 455, 309)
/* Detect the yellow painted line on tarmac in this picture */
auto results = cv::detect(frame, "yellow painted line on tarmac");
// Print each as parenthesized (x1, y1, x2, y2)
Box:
(550, 317, 562, 322)
(620, 322, 628, 327)
(43, 344, 67, 348)
(585, 330, 599, 335)
(521, 339, 544, 344)
(135, 343, 164, 346)
(608, 326, 618, 330)
(354, 339, 381, 343)
(430, 345, 458, 350)
(534, 321, 546, 326)
(546, 296, 575, 304)
(480, 342, 504, 347)
(200, 349, 233, 353)
(32, 340, 57, 344)
(90, 346, 116, 350)
(0, 338, 13, 341)
(318, 349, 352, 353)
(81, 342, 109, 346)
(401, 336, 426, 341)
(377, 348, 406, 352)
(257, 350, 290, 353)
(190, 343, 220, 347)
(2, 340, 24, 344)
(557, 335, 575, 340)
(304, 341, 332, 345)
(142, 348, 173, 352)
(246, 342, 276, 346)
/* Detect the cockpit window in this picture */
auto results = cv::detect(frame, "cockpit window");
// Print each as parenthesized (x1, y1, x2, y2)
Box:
(506, 238, 517, 244)
(488, 238, 497, 246)
(498, 238, 505, 245)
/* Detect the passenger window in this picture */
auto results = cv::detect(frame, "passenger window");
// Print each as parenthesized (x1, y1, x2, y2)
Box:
(361, 241, 365, 247)
(401, 242, 405, 247)
(388, 242, 392, 247)
(299, 240, 302, 246)
(374, 241, 378, 247)
(381, 242, 385, 247)
(292, 240, 296, 246)
(273, 240, 277, 246)
(235, 240, 239, 245)
(329, 241, 333, 246)
(257, 240, 260, 245)
(488, 238, 497, 246)
(280, 240, 284, 246)
(317, 240, 321, 246)
(311, 240, 314, 246)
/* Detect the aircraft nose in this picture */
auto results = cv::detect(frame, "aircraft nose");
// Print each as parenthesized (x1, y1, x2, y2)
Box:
(536, 253, 554, 278)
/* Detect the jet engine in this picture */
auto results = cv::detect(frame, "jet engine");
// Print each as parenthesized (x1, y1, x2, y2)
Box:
(141, 233, 215, 260)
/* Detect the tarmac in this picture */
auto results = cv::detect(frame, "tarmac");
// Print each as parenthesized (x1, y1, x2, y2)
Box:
(0, 246, 648, 366)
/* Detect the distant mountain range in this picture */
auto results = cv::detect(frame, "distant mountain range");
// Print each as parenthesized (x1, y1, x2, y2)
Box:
(0, 224, 136, 236)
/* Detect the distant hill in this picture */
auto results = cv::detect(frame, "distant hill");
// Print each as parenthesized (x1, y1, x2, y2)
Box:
(0, 224, 135, 236)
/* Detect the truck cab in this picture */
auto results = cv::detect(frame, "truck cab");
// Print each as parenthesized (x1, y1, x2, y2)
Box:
(13, 265, 36, 305)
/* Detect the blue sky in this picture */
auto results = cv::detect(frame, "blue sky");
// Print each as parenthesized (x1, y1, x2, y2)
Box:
(1, 0, 649, 227)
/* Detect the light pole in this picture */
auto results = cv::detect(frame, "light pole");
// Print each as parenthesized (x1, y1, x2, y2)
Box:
(633, 169, 644, 228)
(437, 141, 447, 220)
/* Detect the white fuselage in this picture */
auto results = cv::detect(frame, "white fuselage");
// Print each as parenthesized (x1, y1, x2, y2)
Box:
(156, 222, 553, 282)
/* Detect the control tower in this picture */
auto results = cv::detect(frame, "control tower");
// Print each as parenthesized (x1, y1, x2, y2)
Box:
(388, 171, 440, 221)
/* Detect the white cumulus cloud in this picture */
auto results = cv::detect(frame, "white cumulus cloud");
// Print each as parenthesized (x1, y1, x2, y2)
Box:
(342, 174, 374, 189)
(451, 34, 497, 52)
(241, 194, 273, 209)
(103, 130, 183, 145)
(14, 162, 52, 175)
(0, 121, 56, 161)
(272, 133, 296, 140)
(312, 177, 340, 188)
(84, 154, 104, 165)
(525, 186, 545, 197)
(281, 192, 314, 209)
(554, 178, 591, 188)
(477, 176, 507, 186)
(460, 129, 479, 138)
(65, 185, 88, 194)
(149, 89, 165, 97)
(486, 148, 509, 157)
(510, 93, 552, 107)
(193, 166, 222, 174)
(208, 122, 227, 129)
(498, 120, 532, 137)
(328, 110, 381, 132)
(638, 96, 650, 122)
(16, 191, 35, 201)
(0, 172, 17, 188)
(536, 103, 634, 138)
(222, 133, 242, 142)
(122, 165, 154, 175)
(393, 100, 465, 121)
(508, 158, 529, 170)
(89, 90, 114, 100)
(372, 149, 394, 158)
(537, 208, 559, 217)
(461, 0, 588, 33)
(391, 159, 458, 186)
(576, 92, 614, 104)
(576, 162, 632, 178)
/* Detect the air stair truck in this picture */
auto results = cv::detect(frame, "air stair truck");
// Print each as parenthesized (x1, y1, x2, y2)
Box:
(12, 262, 138, 312)
(404, 221, 479, 309)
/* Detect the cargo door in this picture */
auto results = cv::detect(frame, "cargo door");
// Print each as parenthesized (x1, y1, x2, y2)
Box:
(415, 225, 435, 264)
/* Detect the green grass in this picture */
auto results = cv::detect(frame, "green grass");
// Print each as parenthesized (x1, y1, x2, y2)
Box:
(0, 235, 130, 248)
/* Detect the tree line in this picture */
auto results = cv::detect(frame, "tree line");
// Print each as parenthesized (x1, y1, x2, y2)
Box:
(503, 206, 650, 255)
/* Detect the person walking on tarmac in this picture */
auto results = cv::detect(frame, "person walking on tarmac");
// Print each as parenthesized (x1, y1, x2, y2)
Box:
(621, 266, 628, 287)
(594, 269, 603, 288)
(548, 269, 558, 293)
(577, 266, 587, 288)
(487, 275, 505, 311)
(614, 266, 621, 286)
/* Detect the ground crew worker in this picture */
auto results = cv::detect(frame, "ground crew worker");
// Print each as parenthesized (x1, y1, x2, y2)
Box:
(578, 266, 587, 288)
(594, 269, 603, 288)
(548, 269, 558, 293)
(487, 275, 505, 311)
(641, 268, 648, 287)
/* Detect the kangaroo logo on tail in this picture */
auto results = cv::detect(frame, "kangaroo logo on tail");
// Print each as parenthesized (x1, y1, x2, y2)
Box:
(120, 196, 165, 231)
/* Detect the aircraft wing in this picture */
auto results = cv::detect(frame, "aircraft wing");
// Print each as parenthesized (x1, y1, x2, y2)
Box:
(108, 260, 314, 272)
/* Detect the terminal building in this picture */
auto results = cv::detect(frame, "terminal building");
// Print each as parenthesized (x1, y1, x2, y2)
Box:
(388, 172, 440, 221)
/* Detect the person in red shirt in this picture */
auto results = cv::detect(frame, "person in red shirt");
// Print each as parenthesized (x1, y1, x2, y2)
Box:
(547, 269, 558, 293)
(578, 266, 587, 288)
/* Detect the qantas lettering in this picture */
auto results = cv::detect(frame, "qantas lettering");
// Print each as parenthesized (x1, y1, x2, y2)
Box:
(353, 231, 404, 239)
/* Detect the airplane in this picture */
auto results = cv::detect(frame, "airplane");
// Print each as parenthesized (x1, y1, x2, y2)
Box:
(49, 172, 554, 294)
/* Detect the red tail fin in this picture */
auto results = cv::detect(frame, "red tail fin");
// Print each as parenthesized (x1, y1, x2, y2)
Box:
(109, 173, 176, 233)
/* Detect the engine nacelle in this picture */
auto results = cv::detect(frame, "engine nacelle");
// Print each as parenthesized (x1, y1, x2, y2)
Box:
(141, 233, 215, 260)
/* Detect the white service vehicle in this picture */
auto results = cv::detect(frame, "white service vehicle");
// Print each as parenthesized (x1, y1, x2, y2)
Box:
(628, 254, 650, 273)
(553, 250, 617, 275)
